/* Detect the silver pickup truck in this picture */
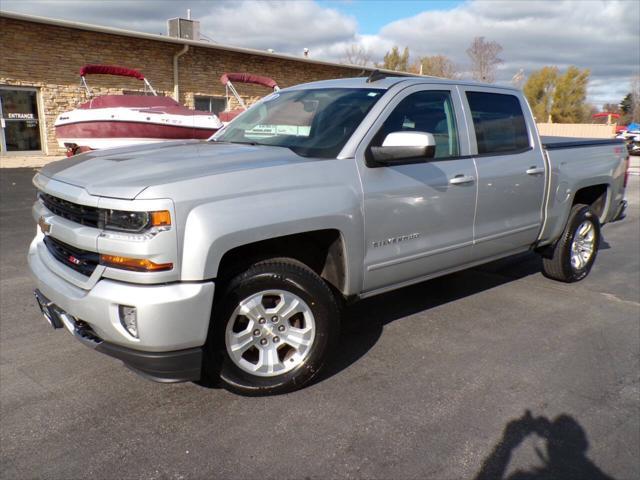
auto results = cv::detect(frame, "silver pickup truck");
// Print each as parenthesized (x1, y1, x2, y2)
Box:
(29, 76, 629, 394)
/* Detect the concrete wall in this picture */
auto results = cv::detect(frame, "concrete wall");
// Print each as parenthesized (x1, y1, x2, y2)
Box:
(536, 123, 616, 138)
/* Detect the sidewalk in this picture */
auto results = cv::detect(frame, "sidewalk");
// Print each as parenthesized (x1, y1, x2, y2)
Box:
(1, 155, 64, 169)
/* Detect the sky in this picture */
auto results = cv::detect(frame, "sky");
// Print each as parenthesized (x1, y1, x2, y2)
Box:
(2, 0, 639, 107)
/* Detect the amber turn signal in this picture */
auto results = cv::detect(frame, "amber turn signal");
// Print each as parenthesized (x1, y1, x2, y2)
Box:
(150, 210, 171, 227)
(100, 254, 173, 272)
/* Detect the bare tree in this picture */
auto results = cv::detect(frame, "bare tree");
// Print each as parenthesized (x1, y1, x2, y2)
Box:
(341, 45, 372, 67)
(466, 36, 503, 83)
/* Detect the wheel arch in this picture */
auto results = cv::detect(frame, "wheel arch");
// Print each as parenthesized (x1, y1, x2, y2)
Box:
(215, 229, 349, 296)
(571, 183, 609, 221)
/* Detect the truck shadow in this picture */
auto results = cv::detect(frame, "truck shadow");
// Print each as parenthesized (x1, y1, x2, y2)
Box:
(320, 251, 544, 382)
(473, 410, 616, 480)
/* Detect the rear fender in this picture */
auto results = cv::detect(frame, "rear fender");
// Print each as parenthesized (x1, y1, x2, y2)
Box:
(543, 179, 613, 245)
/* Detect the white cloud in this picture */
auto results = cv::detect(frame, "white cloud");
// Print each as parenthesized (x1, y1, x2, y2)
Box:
(2, 0, 639, 105)
(366, 0, 640, 105)
(198, 1, 358, 54)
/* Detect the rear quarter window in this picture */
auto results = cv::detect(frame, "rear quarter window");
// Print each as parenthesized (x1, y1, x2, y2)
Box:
(466, 92, 530, 154)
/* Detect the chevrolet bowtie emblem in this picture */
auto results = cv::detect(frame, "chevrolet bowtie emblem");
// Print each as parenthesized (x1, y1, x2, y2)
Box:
(38, 216, 51, 234)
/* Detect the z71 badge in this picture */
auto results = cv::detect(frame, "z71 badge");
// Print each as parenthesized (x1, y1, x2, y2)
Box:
(372, 233, 420, 248)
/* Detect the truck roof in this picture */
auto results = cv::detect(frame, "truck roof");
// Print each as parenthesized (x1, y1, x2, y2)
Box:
(286, 75, 522, 93)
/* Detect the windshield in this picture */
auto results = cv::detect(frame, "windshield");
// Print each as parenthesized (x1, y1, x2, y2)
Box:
(212, 88, 385, 158)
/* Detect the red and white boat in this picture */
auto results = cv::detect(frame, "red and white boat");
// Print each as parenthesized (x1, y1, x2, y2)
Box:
(218, 72, 280, 123)
(55, 65, 223, 155)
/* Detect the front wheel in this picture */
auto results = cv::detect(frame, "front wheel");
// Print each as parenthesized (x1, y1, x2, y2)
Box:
(541, 204, 601, 282)
(202, 258, 340, 395)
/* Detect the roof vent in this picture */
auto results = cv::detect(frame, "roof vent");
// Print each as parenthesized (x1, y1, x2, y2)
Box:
(167, 17, 200, 41)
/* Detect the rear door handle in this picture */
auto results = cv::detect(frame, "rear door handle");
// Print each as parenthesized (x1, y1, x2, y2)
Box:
(526, 166, 545, 175)
(449, 174, 475, 185)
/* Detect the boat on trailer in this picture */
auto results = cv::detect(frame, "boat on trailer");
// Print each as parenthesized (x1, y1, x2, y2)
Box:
(55, 64, 223, 155)
(218, 72, 280, 123)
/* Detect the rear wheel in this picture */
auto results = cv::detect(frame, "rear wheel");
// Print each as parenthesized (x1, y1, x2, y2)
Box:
(541, 204, 600, 282)
(202, 258, 340, 395)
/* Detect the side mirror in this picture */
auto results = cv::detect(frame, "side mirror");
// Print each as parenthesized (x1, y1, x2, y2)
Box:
(368, 131, 436, 166)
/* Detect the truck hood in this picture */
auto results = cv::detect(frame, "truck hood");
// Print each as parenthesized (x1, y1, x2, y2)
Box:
(39, 141, 312, 199)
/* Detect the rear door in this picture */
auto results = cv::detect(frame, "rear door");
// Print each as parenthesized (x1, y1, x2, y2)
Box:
(461, 88, 546, 259)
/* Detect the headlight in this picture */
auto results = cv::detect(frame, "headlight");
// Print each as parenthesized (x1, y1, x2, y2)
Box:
(104, 210, 149, 232)
(103, 209, 171, 232)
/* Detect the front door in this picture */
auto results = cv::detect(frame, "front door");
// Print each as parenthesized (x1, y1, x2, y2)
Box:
(356, 86, 477, 293)
(0, 87, 43, 153)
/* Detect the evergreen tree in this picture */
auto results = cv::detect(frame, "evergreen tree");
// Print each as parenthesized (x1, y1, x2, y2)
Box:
(620, 93, 633, 115)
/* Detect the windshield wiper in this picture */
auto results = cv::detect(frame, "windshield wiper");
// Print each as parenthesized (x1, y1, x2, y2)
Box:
(213, 140, 258, 146)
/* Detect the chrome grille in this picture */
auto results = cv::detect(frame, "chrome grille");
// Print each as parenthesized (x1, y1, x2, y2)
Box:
(39, 193, 101, 228)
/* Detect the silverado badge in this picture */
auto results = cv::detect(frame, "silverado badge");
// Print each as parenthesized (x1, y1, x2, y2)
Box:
(372, 233, 420, 248)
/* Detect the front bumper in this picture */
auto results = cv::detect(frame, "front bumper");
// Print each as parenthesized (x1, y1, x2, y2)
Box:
(34, 289, 202, 381)
(28, 235, 215, 382)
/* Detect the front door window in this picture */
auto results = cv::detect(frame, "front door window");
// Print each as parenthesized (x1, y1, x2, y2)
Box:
(0, 88, 42, 153)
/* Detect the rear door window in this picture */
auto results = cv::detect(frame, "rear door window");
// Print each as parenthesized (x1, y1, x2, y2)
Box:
(466, 92, 530, 154)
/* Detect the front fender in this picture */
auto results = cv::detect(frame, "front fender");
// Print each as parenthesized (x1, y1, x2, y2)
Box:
(180, 185, 364, 294)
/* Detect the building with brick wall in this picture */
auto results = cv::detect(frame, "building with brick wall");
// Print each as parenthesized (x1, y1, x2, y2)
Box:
(0, 11, 397, 156)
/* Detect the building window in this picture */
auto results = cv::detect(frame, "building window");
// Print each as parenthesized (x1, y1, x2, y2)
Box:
(195, 96, 227, 114)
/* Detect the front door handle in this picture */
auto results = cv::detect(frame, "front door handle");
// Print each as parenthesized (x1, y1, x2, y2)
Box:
(449, 174, 475, 185)
(526, 166, 545, 175)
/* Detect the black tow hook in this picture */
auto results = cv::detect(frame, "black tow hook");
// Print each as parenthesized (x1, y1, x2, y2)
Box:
(34, 290, 64, 329)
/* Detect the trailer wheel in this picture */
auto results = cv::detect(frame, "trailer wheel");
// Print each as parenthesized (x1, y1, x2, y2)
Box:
(541, 204, 600, 282)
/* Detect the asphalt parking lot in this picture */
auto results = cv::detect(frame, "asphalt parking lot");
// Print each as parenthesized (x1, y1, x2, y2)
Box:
(1, 167, 638, 480)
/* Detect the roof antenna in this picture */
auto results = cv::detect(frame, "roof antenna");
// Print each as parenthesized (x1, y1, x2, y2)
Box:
(366, 69, 386, 83)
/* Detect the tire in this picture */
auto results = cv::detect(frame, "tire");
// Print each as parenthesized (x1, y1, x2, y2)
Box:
(541, 204, 601, 282)
(202, 258, 340, 395)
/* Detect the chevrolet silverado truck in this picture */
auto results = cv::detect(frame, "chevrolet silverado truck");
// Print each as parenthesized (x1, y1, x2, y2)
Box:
(29, 75, 629, 395)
